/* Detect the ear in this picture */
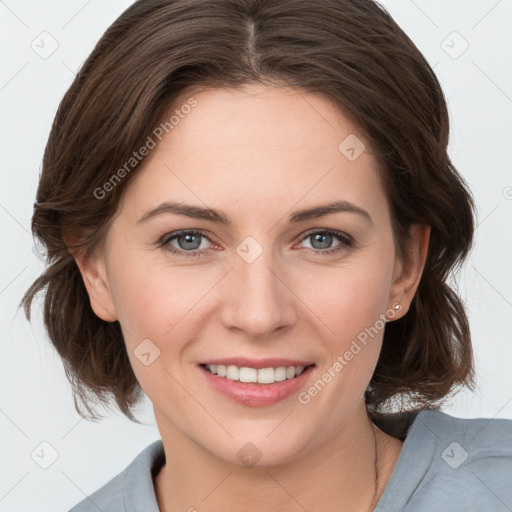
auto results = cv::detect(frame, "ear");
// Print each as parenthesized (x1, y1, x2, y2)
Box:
(388, 223, 430, 320)
(69, 244, 118, 323)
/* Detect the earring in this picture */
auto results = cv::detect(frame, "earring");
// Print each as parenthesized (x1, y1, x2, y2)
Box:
(385, 302, 402, 322)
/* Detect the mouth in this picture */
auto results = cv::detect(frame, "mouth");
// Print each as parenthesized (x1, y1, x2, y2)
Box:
(197, 360, 316, 407)
(200, 363, 315, 384)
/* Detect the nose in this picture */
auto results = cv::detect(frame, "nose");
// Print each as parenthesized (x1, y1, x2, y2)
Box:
(220, 245, 297, 340)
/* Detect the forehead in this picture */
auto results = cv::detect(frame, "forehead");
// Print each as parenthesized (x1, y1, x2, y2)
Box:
(117, 83, 388, 226)
(167, 83, 364, 151)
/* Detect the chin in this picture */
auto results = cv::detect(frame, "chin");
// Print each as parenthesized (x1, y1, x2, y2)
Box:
(202, 429, 310, 468)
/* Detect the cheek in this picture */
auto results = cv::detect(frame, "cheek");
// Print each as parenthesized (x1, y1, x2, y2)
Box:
(109, 251, 203, 336)
(303, 279, 388, 418)
(317, 260, 393, 333)
(108, 254, 218, 392)
(321, 290, 386, 379)
(110, 260, 195, 400)
(310, 257, 393, 383)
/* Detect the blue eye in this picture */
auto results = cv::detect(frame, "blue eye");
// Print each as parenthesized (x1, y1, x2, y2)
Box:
(299, 229, 354, 254)
(160, 230, 212, 258)
(159, 229, 354, 258)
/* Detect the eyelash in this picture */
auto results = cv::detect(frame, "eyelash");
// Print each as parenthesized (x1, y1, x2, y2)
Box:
(159, 229, 354, 259)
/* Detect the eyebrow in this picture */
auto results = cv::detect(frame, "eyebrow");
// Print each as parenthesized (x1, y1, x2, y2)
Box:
(137, 200, 373, 226)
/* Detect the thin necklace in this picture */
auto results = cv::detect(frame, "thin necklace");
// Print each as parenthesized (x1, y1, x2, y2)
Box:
(367, 423, 380, 511)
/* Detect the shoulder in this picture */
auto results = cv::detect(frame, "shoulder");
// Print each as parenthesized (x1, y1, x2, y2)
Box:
(68, 472, 124, 512)
(67, 439, 164, 512)
(414, 408, 512, 461)
(407, 410, 512, 510)
(375, 409, 512, 511)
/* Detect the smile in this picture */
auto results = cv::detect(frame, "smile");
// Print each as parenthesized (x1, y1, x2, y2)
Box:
(202, 364, 307, 384)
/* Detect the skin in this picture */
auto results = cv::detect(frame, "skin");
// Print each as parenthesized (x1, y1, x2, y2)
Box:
(73, 83, 430, 511)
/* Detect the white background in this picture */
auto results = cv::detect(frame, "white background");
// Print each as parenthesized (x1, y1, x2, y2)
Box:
(1, 1, 511, 511)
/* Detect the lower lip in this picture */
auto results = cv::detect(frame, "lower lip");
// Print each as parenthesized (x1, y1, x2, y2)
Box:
(199, 365, 315, 407)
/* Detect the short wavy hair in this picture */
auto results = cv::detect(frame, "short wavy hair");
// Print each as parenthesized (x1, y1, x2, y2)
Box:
(20, 0, 476, 422)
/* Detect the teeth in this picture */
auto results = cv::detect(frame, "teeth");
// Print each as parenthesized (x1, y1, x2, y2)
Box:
(204, 364, 307, 384)
(226, 365, 239, 380)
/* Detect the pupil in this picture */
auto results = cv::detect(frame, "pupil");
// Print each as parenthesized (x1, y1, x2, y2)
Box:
(180, 234, 201, 250)
(313, 233, 331, 249)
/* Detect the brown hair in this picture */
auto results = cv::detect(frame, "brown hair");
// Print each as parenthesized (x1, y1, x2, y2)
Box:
(20, 0, 476, 422)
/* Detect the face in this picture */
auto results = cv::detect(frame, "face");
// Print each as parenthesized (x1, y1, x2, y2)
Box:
(78, 83, 427, 466)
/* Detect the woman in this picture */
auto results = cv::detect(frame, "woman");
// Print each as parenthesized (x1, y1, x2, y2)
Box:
(20, 0, 512, 510)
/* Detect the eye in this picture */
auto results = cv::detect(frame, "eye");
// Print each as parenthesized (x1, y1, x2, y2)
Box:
(160, 230, 214, 258)
(296, 229, 354, 255)
(159, 228, 354, 258)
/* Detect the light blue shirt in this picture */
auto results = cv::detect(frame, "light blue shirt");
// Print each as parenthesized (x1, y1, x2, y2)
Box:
(68, 410, 512, 511)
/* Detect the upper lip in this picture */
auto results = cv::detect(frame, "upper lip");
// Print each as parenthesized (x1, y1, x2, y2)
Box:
(198, 357, 315, 369)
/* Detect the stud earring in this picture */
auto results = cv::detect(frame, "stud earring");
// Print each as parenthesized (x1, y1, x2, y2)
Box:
(385, 302, 402, 322)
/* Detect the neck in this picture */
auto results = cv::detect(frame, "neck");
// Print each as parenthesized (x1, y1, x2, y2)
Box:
(154, 403, 402, 512)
